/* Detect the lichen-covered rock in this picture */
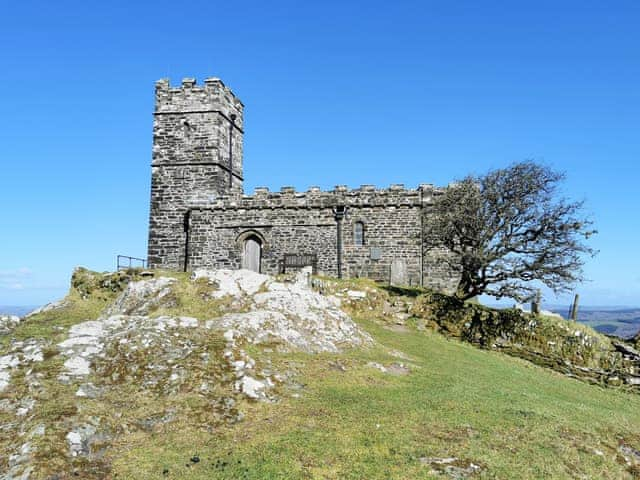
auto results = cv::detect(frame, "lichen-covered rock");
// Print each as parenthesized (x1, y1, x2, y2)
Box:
(0, 340, 44, 392)
(366, 361, 411, 376)
(201, 269, 373, 353)
(24, 299, 67, 319)
(1, 268, 373, 478)
(192, 268, 270, 298)
(103, 277, 176, 316)
(0, 315, 21, 335)
(5, 442, 34, 480)
(70, 267, 145, 300)
(236, 375, 273, 400)
(420, 456, 483, 478)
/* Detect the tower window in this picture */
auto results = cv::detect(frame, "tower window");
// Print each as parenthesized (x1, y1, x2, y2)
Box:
(354, 221, 365, 246)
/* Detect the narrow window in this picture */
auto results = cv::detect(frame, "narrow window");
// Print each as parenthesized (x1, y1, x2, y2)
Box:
(354, 221, 365, 246)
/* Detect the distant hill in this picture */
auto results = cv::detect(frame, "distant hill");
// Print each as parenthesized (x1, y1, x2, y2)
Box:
(0, 305, 38, 317)
(548, 306, 640, 339)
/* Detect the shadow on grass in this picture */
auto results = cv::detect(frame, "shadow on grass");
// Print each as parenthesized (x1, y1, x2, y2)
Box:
(380, 285, 427, 298)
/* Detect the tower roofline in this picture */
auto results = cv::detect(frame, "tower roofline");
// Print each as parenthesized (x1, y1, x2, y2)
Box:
(155, 77, 244, 108)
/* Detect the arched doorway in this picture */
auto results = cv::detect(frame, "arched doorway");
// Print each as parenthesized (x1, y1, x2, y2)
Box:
(242, 235, 262, 273)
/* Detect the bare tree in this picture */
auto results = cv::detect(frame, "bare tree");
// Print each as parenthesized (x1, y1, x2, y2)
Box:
(425, 161, 597, 301)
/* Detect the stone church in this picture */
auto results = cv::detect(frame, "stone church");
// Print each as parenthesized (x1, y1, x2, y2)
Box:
(147, 77, 458, 292)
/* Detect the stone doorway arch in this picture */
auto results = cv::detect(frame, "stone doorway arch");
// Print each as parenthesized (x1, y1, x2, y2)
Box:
(242, 235, 262, 273)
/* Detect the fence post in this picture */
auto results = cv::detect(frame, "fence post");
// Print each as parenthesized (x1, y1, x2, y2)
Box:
(570, 294, 580, 321)
(531, 289, 541, 315)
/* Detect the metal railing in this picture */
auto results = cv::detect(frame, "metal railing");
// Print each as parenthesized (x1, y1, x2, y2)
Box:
(117, 255, 147, 271)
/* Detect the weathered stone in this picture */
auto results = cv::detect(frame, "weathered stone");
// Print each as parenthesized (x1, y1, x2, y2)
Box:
(236, 375, 270, 400)
(192, 268, 269, 298)
(614, 342, 640, 360)
(0, 341, 45, 392)
(146, 77, 460, 294)
(63, 357, 91, 377)
(346, 290, 367, 299)
(625, 376, 640, 386)
(104, 277, 176, 316)
(75, 383, 103, 399)
(367, 361, 411, 376)
(66, 425, 97, 457)
(204, 269, 373, 353)
(0, 315, 21, 334)
(25, 299, 67, 318)
(0, 268, 377, 475)
(389, 258, 408, 286)
(419, 457, 482, 479)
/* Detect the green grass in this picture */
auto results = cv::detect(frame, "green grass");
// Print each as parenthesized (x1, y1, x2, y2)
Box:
(110, 317, 640, 479)
(147, 273, 238, 319)
(0, 267, 148, 348)
(5, 270, 640, 478)
(0, 290, 109, 349)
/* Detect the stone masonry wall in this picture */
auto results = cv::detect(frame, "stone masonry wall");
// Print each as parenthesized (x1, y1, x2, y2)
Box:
(148, 78, 244, 269)
(185, 185, 459, 291)
(147, 76, 460, 294)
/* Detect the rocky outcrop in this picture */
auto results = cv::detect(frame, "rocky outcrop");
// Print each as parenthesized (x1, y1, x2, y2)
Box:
(0, 315, 21, 335)
(0, 339, 44, 392)
(24, 299, 68, 319)
(0, 268, 372, 479)
(103, 277, 176, 316)
(194, 269, 372, 353)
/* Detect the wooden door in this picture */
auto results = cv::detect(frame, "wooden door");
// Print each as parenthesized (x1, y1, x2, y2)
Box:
(243, 237, 262, 272)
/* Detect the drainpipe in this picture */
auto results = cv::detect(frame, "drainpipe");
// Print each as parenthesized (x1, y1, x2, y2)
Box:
(419, 188, 424, 287)
(228, 113, 236, 190)
(183, 209, 192, 272)
(333, 206, 347, 278)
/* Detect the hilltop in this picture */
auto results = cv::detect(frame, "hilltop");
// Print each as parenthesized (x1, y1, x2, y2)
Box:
(2, 268, 640, 479)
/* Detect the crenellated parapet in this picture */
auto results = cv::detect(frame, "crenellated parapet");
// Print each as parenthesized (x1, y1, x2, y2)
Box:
(154, 77, 244, 128)
(189, 184, 446, 211)
(147, 75, 460, 293)
(148, 76, 246, 270)
(151, 76, 244, 183)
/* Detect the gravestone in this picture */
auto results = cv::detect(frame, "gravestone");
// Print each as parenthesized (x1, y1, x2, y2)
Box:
(389, 258, 408, 286)
(300, 266, 313, 287)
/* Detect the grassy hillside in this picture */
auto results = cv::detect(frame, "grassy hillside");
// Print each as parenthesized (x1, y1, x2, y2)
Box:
(106, 319, 640, 479)
(3, 270, 640, 479)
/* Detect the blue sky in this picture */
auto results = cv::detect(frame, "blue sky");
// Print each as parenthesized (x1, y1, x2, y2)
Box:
(1, 0, 638, 306)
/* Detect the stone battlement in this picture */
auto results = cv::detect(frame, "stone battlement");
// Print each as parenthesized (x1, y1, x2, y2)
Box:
(189, 184, 445, 210)
(154, 77, 244, 127)
(147, 75, 460, 294)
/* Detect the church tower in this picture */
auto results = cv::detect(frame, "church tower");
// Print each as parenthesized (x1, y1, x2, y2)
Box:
(147, 77, 244, 269)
